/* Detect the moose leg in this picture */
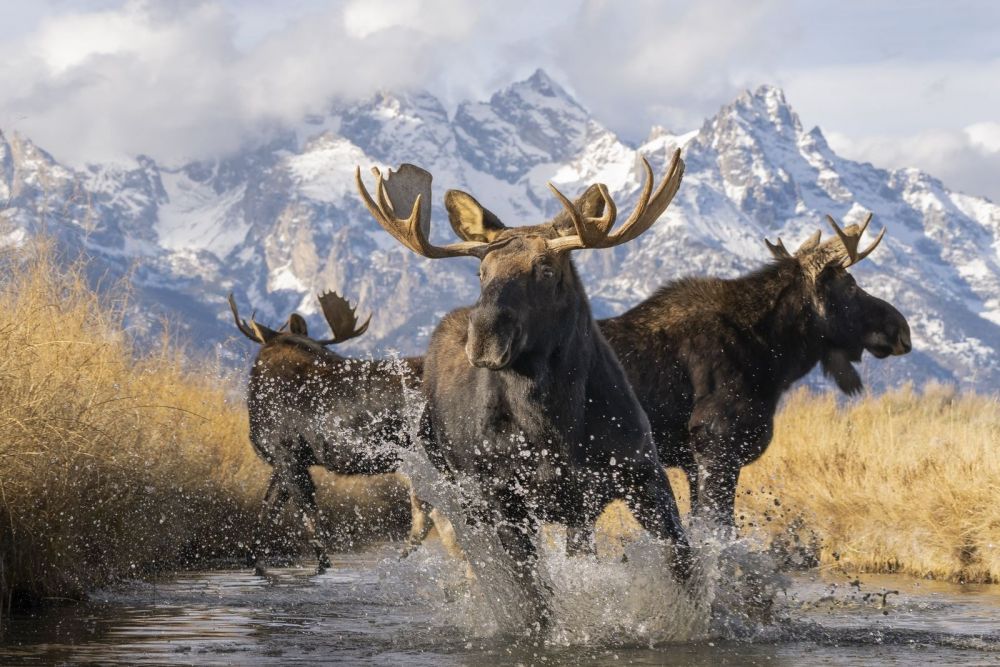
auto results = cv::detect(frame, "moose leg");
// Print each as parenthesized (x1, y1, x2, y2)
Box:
(400, 489, 435, 558)
(288, 462, 330, 572)
(253, 469, 290, 576)
(494, 512, 550, 632)
(693, 453, 740, 531)
(565, 522, 597, 557)
(682, 460, 700, 513)
(623, 466, 693, 585)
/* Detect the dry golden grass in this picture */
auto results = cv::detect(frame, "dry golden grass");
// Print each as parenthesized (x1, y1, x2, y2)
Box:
(0, 241, 408, 614)
(598, 385, 1000, 583)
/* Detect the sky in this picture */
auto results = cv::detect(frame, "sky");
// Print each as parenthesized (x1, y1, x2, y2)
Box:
(1, 0, 998, 201)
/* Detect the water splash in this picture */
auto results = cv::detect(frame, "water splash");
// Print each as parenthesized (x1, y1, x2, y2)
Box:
(391, 385, 789, 647)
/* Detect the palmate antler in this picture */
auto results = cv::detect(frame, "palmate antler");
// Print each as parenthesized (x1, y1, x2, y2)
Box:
(316, 290, 371, 345)
(357, 151, 685, 258)
(545, 149, 685, 253)
(355, 164, 490, 259)
(764, 211, 886, 273)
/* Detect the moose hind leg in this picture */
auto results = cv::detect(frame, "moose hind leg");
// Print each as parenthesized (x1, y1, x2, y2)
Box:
(253, 470, 290, 576)
(289, 462, 330, 572)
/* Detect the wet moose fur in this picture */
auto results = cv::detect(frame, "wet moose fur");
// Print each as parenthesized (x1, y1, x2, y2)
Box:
(229, 292, 432, 573)
(356, 155, 693, 626)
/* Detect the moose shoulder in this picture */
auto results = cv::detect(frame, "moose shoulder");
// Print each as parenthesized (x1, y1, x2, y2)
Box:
(598, 213, 911, 526)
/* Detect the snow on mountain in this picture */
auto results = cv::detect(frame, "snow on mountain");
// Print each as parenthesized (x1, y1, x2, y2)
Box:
(1, 72, 998, 391)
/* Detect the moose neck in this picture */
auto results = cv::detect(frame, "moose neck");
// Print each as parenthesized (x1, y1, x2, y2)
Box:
(508, 265, 594, 383)
(746, 261, 827, 392)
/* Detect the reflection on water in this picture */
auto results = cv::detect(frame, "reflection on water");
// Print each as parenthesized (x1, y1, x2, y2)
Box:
(2, 541, 999, 665)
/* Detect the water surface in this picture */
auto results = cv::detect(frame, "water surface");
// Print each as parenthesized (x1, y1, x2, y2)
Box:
(3, 542, 999, 665)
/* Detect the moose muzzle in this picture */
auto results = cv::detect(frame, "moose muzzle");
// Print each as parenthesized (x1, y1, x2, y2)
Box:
(466, 306, 522, 370)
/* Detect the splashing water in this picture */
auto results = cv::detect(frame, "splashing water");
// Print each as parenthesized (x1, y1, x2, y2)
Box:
(391, 383, 790, 647)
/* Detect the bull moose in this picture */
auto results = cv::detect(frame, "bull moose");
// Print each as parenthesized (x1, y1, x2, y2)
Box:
(355, 152, 693, 626)
(595, 213, 912, 528)
(228, 291, 434, 574)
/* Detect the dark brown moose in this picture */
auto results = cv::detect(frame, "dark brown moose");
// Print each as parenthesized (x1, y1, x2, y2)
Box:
(229, 291, 432, 574)
(595, 213, 912, 528)
(355, 152, 693, 626)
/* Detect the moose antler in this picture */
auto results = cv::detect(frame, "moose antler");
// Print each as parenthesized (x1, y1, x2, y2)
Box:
(545, 149, 685, 253)
(316, 290, 371, 345)
(765, 229, 821, 259)
(228, 293, 280, 344)
(356, 163, 489, 259)
(826, 212, 884, 267)
(764, 237, 792, 259)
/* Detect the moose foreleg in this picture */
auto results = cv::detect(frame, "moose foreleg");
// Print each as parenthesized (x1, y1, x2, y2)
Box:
(692, 451, 741, 532)
(565, 523, 597, 556)
(400, 490, 435, 558)
(624, 466, 693, 586)
(494, 514, 550, 633)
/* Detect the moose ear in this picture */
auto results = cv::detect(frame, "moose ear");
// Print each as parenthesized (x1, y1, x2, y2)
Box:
(445, 190, 507, 242)
(550, 184, 606, 235)
(286, 313, 308, 336)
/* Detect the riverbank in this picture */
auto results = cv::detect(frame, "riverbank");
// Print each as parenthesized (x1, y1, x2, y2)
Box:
(0, 243, 408, 615)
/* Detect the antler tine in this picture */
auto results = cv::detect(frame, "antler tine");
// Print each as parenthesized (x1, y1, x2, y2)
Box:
(355, 165, 488, 259)
(545, 149, 684, 253)
(854, 225, 886, 264)
(765, 237, 792, 259)
(607, 149, 684, 246)
(858, 211, 873, 237)
(825, 212, 884, 266)
(797, 229, 822, 254)
(316, 290, 372, 345)
(228, 293, 262, 342)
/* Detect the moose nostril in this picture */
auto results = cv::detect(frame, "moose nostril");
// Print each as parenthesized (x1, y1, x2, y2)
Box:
(897, 328, 912, 353)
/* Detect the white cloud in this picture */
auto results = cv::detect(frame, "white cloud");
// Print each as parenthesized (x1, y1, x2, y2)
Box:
(0, 0, 996, 206)
(0, 0, 781, 165)
(828, 125, 1000, 203)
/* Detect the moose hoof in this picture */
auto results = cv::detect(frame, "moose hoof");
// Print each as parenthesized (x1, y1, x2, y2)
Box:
(316, 554, 331, 573)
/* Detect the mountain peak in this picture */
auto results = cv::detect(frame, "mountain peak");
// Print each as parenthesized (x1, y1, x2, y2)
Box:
(725, 84, 802, 137)
(498, 68, 585, 114)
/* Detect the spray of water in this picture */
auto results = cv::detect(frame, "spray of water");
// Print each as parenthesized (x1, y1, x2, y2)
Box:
(384, 381, 789, 647)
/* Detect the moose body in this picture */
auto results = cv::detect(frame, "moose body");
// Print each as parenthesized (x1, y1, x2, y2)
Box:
(230, 293, 433, 573)
(356, 155, 693, 626)
(597, 215, 912, 526)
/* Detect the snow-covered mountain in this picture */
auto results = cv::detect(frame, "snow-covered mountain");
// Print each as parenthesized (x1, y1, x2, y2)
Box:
(2, 70, 998, 391)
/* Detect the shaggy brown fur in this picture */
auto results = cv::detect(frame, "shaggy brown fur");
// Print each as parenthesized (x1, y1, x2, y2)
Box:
(598, 224, 911, 527)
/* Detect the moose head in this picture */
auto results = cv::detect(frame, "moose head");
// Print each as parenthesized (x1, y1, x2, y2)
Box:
(228, 291, 370, 347)
(766, 213, 912, 393)
(355, 151, 684, 370)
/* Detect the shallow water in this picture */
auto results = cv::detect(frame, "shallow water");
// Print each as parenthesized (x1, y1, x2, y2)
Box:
(3, 541, 999, 666)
